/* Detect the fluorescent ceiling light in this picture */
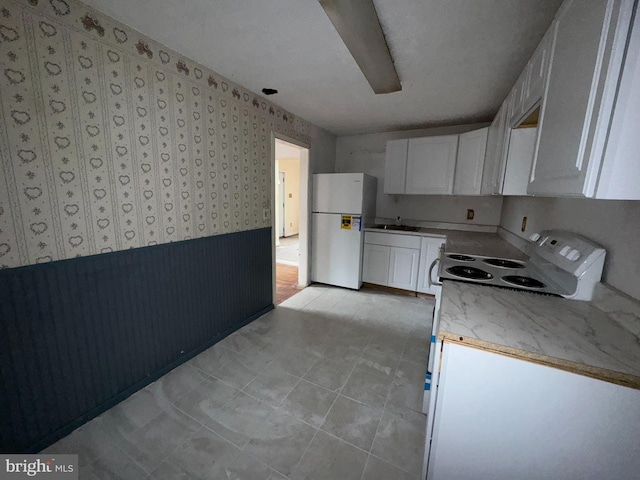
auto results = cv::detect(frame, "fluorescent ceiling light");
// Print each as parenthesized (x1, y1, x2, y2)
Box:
(319, 0, 402, 94)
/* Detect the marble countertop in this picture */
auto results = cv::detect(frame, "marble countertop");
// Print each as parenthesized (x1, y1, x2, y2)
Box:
(439, 280, 640, 388)
(363, 227, 528, 260)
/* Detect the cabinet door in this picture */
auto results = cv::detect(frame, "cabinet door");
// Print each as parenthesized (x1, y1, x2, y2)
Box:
(508, 72, 528, 127)
(453, 128, 488, 195)
(528, 0, 627, 196)
(384, 139, 408, 194)
(362, 243, 390, 286)
(481, 103, 509, 195)
(502, 128, 537, 196)
(523, 27, 553, 113)
(388, 247, 419, 291)
(405, 136, 458, 194)
(417, 236, 445, 295)
(596, 6, 640, 199)
(426, 343, 640, 480)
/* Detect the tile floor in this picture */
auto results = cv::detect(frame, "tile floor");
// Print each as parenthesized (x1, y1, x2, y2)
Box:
(42, 285, 434, 480)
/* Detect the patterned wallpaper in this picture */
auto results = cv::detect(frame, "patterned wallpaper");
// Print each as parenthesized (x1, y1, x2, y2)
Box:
(0, 0, 310, 269)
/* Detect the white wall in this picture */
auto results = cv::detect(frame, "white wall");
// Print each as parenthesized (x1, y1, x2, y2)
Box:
(309, 124, 337, 173)
(335, 125, 503, 225)
(500, 196, 640, 301)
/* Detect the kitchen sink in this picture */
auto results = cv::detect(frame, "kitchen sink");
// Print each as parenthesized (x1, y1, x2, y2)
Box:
(372, 224, 420, 232)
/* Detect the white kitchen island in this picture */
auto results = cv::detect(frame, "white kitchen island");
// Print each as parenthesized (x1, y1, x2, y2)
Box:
(424, 280, 640, 480)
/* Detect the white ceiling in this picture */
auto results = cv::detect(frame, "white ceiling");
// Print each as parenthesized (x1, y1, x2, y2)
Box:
(82, 0, 563, 136)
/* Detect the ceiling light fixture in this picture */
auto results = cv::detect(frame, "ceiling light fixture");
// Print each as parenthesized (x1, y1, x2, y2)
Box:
(319, 0, 401, 94)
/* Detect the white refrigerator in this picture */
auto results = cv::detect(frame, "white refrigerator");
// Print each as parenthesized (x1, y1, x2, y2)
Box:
(311, 173, 377, 289)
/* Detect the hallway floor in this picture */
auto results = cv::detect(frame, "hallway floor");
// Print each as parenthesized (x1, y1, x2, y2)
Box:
(275, 263, 302, 305)
(275, 235, 300, 266)
(42, 285, 434, 480)
(276, 234, 302, 305)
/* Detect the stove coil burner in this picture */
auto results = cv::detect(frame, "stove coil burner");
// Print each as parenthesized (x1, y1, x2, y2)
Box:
(447, 254, 476, 262)
(502, 275, 546, 289)
(446, 266, 493, 280)
(482, 258, 525, 269)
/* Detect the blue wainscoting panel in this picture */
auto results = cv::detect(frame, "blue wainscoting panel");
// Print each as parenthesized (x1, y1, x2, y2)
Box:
(0, 228, 273, 453)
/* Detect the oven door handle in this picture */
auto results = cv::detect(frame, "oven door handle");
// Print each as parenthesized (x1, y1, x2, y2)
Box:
(428, 252, 444, 288)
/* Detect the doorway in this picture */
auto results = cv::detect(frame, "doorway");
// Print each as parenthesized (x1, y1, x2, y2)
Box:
(273, 136, 309, 305)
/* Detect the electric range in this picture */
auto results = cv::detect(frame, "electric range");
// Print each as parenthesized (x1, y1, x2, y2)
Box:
(424, 229, 607, 404)
(439, 230, 607, 301)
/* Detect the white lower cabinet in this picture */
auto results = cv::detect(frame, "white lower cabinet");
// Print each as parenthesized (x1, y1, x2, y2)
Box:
(362, 243, 391, 285)
(363, 232, 420, 291)
(388, 247, 420, 291)
(363, 232, 445, 293)
(425, 342, 640, 480)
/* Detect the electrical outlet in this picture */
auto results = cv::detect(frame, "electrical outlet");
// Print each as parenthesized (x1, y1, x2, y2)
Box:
(263, 208, 271, 220)
(466, 209, 474, 220)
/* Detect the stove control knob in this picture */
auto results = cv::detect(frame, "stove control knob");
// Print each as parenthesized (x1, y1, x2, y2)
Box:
(529, 233, 541, 242)
(559, 246, 571, 256)
(566, 249, 581, 261)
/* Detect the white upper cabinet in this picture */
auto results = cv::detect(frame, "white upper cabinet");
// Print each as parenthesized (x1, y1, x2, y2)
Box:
(508, 72, 528, 127)
(406, 136, 459, 194)
(596, 6, 640, 199)
(481, 103, 509, 195)
(502, 128, 537, 196)
(384, 130, 490, 196)
(523, 28, 553, 113)
(528, 0, 635, 197)
(454, 128, 489, 195)
(383, 139, 408, 194)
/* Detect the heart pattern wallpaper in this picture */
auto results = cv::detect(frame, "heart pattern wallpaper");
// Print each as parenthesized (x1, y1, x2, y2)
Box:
(0, 0, 309, 268)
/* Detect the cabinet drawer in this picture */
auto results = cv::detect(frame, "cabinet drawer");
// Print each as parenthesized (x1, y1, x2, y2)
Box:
(364, 232, 421, 249)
